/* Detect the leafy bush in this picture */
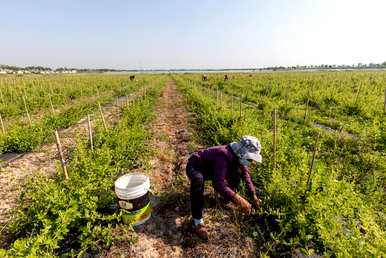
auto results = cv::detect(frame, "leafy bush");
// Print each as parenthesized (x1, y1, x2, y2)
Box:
(0, 81, 164, 257)
(174, 73, 385, 257)
(0, 77, 150, 154)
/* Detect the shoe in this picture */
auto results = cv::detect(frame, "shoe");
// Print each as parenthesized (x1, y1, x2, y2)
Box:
(192, 223, 209, 241)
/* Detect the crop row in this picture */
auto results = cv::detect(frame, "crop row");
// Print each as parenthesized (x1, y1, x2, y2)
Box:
(0, 74, 148, 120)
(174, 74, 385, 257)
(0, 78, 165, 257)
(0, 75, 157, 154)
(188, 72, 385, 144)
(185, 73, 385, 193)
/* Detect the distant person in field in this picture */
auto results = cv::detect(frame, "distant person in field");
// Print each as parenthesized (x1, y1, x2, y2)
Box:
(186, 136, 263, 241)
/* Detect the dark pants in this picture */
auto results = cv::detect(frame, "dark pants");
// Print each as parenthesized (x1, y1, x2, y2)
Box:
(186, 161, 240, 220)
(186, 162, 205, 219)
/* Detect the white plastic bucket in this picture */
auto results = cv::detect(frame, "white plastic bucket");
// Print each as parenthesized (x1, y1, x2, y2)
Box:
(114, 173, 151, 226)
(115, 173, 150, 200)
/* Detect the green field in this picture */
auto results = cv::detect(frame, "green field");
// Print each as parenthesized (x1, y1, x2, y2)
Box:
(0, 72, 385, 257)
(175, 71, 385, 257)
(0, 74, 160, 153)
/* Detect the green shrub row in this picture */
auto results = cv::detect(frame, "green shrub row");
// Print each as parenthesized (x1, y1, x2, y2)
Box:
(0, 74, 152, 119)
(174, 75, 385, 258)
(0, 79, 164, 257)
(0, 78, 148, 154)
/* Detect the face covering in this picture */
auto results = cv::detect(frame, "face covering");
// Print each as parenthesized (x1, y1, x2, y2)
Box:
(239, 158, 250, 166)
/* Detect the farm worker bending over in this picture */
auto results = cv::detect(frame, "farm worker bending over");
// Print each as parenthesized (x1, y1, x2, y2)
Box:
(186, 135, 263, 241)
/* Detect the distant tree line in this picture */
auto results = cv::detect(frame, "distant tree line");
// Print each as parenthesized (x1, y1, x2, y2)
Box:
(0, 65, 133, 73)
(1, 61, 386, 73)
(261, 62, 386, 71)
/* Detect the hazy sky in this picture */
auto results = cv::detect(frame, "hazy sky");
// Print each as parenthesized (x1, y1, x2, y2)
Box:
(1, 0, 385, 69)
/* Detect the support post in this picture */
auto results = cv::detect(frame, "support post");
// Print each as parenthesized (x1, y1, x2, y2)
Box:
(98, 103, 107, 130)
(272, 109, 277, 171)
(239, 95, 242, 118)
(143, 87, 146, 100)
(22, 95, 32, 126)
(304, 98, 309, 122)
(49, 94, 55, 114)
(354, 83, 362, 105)
(54, 130, 69, 180)
(87, 114, 94, 152)
(0, 87, 4, 104)
(384, 88, 386, 114)
(305, 133, 320, 195)
(231, 95, 234, 117)
(0, 113, 5, 134)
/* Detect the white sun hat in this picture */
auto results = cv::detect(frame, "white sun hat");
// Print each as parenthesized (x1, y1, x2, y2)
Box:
(230, 135, 262, 163)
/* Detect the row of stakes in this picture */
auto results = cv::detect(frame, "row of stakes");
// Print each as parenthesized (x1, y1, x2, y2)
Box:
(53, 87, 149, 181)
(0, 84, 148, 133)
(185, 80, 321, 197)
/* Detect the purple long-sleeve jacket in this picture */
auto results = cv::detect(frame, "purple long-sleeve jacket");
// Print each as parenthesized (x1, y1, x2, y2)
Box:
(188, 145, 256, 201)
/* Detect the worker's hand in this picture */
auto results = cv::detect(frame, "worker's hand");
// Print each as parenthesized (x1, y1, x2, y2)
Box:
(252, 194, 262, 209)
(233, 193, 252, 215)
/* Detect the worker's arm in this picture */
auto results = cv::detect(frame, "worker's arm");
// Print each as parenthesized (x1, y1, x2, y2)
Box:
(241, 166, 262, 209)
(240, 166, 256, 195)
(213, 157, 251, 214)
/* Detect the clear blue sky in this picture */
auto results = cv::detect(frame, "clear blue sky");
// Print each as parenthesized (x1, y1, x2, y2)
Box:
(1, 0, 385, 69)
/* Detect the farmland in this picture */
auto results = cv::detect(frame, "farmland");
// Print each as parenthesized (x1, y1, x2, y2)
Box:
(174, 72, 385, 257)
(0, 74, 160, 154)
(0, 71, 385, 257)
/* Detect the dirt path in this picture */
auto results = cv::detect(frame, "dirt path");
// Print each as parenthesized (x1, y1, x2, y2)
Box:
(107, 80, 256, 258)
(0, 94, 135, 244)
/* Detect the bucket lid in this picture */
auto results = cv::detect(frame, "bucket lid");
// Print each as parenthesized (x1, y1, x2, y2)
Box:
(115, 173, 150, 200)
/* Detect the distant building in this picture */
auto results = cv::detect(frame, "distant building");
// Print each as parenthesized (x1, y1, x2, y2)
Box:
(60, 70, 77, 74)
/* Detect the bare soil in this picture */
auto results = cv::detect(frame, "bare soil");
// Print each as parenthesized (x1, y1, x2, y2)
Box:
(106, 80, 256, 258)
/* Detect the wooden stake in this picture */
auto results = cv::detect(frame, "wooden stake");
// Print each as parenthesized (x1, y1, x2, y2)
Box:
(231, 95, 234, 117)
(0, 87, 4, 104)
(87, 114, 94, 152)
(272, 109, 277, 171)
(98, 103, 107, 130)
(54, 130, 69, 180)
(49, 94, 55, 114)
(304, 98, 310, 121)
(239, 95, 242, 118)
(384, 88, 386, 114)
(143, 87, 147, 100)
(305, 133, 320, 194)
(0, 113, 5, 134)
(22, 95, 32, 126)
(354, 83, 362, 105)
